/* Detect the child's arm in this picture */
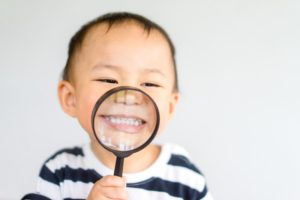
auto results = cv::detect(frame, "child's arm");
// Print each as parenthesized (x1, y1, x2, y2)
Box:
(87, 175, 128, 200)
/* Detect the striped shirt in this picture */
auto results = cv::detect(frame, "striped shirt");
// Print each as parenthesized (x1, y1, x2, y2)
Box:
(22, 143, 213, 200)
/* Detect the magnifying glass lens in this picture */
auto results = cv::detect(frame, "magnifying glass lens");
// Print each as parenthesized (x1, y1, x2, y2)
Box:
(93, 87, 158, 154)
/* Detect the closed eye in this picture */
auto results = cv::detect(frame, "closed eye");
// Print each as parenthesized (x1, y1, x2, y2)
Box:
(95, 79, 118, 84)
(141, 82, 160, 87)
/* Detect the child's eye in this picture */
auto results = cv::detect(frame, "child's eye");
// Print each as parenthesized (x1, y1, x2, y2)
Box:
(141, 82, 160, 87)
(96, 79, 118, 84)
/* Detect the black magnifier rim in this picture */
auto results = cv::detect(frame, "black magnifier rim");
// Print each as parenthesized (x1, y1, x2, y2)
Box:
(91, 86, 160, 158)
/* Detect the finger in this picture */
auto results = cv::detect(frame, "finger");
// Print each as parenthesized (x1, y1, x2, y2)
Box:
(88, 184, 128, 200)
(99, 175, 126, 187)
(101, 187, 128, 199)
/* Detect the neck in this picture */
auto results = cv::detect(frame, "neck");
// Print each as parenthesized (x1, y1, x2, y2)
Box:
(90, 140, 161, 173)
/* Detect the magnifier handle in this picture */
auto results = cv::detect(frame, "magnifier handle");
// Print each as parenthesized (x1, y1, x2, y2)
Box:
(114, 157, 124, 177)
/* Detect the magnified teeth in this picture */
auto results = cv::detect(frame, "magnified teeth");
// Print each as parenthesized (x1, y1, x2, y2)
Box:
(105, 116, 144, 126)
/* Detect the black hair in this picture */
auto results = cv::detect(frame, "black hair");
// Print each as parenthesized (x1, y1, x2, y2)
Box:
(62, 12, 179, 92)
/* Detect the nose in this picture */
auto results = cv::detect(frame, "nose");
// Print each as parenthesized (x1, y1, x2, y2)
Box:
(113, 90, 143, 105)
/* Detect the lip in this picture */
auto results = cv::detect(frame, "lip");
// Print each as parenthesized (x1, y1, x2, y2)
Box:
(100, 114, 146, 133)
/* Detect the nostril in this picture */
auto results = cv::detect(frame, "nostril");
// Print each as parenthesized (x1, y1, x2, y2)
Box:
(112, 90, 143, 105)
(127, 90, 145, 105)
(125, 90, 141, 105)
(113, 90, 126, 103)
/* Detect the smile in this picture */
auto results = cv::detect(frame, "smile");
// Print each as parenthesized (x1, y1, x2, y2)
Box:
(104, 115, 146, 126)
(100, 115, 146, 133)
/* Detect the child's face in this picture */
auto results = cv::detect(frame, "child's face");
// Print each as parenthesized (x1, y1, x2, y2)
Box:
(58, 22, 179, 140)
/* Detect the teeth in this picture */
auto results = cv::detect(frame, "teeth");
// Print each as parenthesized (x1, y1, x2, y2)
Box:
(106, 116, 143, 126)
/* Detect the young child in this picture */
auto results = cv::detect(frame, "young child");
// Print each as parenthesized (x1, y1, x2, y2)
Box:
(22, 12, 213, 200)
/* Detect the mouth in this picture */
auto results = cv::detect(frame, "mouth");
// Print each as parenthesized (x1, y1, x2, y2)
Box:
(100, 115, 146, 133)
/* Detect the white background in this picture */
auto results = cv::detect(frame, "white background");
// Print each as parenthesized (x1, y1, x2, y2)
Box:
(1, 0, 299, 199)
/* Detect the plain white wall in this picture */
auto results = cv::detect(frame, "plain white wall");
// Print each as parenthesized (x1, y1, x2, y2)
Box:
(1, 0, 299, 199)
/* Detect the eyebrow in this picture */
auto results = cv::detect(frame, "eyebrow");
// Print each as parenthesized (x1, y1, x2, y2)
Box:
(91, 63, 120, 71)
(92, 63, 167, 78)
(143, 68, 166, 78)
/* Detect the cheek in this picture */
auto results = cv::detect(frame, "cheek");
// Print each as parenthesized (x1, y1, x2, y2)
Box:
(156, 101, 171, 134)
(76, 95, 100, 135)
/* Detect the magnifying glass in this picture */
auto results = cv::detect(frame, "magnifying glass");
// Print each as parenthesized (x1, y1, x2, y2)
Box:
(91, 86, 160, 177)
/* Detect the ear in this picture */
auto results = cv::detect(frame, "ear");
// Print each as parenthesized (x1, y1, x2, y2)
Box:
(167, 92, 180, 120)
(57, 81, 77, 117)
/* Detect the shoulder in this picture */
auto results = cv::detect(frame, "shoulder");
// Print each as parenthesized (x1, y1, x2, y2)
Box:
(163, 143, 203, 174)
(38, 144, 97, 185)
(144, 143, 211, 199)
(165, 144, 206, 188)
(47, 146, 84, 161)
(43, 145, 85, 171)
(34, 145, 97, 199)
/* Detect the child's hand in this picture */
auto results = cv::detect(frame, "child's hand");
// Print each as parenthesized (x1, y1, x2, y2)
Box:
(87, 175, 128, 200)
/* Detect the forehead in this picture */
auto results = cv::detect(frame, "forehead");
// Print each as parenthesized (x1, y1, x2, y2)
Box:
(73, 21, 174, 74)
(81, 22, 171, 56)
(84, 21, 165, 42)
